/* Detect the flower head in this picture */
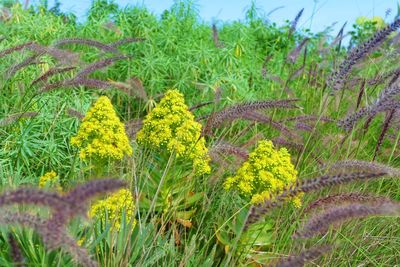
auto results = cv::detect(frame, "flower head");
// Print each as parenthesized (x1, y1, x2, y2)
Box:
(137, 89, 211, 175)
(224, 140, 301, 206)
(356, 16, 386, 29)
(89, 188, 136, 231)
(70, 96, 132, 163)
(38, 171, 62, 192)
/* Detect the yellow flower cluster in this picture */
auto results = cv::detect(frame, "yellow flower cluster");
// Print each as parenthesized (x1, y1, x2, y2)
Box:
(355, 16, 386, 29)
(224, 140, 301, 207)
(38, 171, 62, 192)
(137, 89, 211, 175)
(89, 188, 136, 230)
(70, 96, 132, 162)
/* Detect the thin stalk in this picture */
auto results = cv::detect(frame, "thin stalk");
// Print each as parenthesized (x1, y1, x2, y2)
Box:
(388, 129, 400, 164)
(223, 207, 251, 266)
(144, 152, 175, 221)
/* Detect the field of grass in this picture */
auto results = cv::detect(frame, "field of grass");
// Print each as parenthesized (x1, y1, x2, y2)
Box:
(0, 1, 399, 266)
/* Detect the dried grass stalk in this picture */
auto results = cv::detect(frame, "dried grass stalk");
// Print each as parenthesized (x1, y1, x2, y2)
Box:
(127, 77, 148, 100)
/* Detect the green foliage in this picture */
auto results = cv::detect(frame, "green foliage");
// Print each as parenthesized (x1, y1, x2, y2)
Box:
(0, 1, 399, 266)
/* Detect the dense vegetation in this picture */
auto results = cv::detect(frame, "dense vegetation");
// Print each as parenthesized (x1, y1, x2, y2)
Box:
(0, 1, 399, 266)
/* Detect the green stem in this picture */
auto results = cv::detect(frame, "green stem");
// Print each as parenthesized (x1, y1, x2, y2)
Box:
(144, 152, 175, 221)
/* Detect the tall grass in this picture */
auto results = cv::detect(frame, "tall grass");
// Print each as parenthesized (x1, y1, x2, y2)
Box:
(0, 1, 399, 266)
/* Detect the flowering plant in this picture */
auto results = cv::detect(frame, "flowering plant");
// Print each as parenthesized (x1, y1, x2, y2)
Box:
(89, 188, 136, 231)
(71, 96, 132, 164)
(38, 171, 62, 192)
(224, 140, 301, 206)
(137, 89, 210, 175)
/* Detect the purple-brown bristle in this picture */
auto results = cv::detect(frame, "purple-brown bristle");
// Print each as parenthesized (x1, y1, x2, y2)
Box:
(75, 55, 128, 78)
(271, 245, 331, 267)
(294, 202, 400, 238)
(53, 38, 120, 54)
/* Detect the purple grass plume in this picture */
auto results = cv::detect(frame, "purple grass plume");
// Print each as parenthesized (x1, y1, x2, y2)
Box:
(303, 192, 393, 215)
(75, 55, 128, 78)
(287, 38, 309, 64)
(189, 101, 214, 111)
(245, 171, 389, 228)
(109, 77, 148, 100)
(40, 78, 112, 93)
(0, 178, 127, 267)
(261, 54, 273, 79)
(209, 142, 249, 161)
(373, 109, 396, 160)
(110, 37, 145, 47)
(125, 119, 143, 140)
(212, 24, 223, 48)
(240, 111, 301, 140)
(288, 8, 304, 38)
(53, 38, 120, 54)
(5, 53, 42, 79)
(0, 42, 34, 58)
(28, 43, 81, 65)
(294, 202, 400, 239)
(338, 84, 400, 131)
(328, 17, 400, 91)
(323, 159, 400, 177)
(0, 112, 39, 127)
(31, 66, 76, 86)
(367, 67, 400, 86)
(8, 233, 26, 267)
(270, 245, 331, 267)
(67, 108, 84, 120)
(202, 99, 299, 136)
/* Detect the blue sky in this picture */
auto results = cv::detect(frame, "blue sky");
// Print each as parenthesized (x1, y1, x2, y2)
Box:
(31, 0, 397, 34)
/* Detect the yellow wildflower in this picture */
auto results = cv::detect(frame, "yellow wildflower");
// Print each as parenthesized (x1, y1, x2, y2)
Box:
(223, 140, 301, 206)
(71, 96, 132, 163)
(137, 89, 211, 175)
(356, 16, 386, 29)
(89, 188, 136, 231)
(38, 171, 62, 192)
